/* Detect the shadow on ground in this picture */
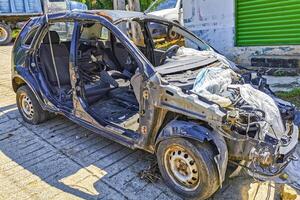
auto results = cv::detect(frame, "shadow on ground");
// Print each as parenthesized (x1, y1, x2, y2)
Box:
(0, 103, 299, 200)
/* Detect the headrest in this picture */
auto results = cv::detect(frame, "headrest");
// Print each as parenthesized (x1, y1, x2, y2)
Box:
(43, 31, 60, 44)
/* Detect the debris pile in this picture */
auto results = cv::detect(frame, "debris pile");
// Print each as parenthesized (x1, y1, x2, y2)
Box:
(138, 157, 161, 183)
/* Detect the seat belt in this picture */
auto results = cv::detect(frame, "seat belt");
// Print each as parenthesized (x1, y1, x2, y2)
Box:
(43, 0, 63, 101)
(47, 31, 64, 101)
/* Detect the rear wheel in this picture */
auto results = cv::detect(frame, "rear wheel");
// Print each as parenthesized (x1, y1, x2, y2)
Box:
(16, 85, 52, 124)
(157, 138, 219, 200)
(0, 23, 12, 45)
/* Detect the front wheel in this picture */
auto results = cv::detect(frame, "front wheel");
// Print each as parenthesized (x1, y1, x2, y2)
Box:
(16, 85, 52, 125)
(157, 138, 219, 200)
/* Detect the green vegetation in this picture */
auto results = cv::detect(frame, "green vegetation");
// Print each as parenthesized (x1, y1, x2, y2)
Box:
(12, 29, 20, 39)
(140, 0, 153, 11)
(73, 0, 112, 9)
(276, 87, 300, 108)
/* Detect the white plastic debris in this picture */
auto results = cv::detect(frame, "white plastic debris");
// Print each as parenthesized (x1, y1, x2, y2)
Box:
(192, 66, 240, 107)
(192, 65, 285, 139)
(237, 84, 285, 139)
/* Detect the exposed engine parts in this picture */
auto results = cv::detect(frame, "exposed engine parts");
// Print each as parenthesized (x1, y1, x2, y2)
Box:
(224, 107, 264, 139)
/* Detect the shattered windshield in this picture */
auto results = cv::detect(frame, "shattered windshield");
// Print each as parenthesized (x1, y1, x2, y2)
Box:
(147, 0, 178, 12)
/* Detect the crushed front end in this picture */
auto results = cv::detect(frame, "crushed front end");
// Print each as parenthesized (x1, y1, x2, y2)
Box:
(189, 54, 299, 177)
(157, 47, 299, 178)
(222, 100, 298, 177)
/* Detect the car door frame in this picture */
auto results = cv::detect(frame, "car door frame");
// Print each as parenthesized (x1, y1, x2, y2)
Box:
(28, 13, 77, 114)
(69, 12, 157, 150)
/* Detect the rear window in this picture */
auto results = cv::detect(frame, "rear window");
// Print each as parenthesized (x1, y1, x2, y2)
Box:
(13, 18, 40, 49)
(49, 22, 74, 42)
(24, 27, 39, 46)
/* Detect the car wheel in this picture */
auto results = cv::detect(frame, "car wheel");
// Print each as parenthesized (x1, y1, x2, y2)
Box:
(157, 138, 219, 200)
(0, 23, 12, 45)
(16, 85, 51, 125)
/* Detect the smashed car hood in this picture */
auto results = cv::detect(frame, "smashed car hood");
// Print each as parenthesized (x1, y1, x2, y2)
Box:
(157, 48, 240, 89)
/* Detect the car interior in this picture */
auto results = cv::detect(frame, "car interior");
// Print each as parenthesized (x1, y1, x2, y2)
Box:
(76, 22, 141, 130)
(38, 30, 73, 104)
(67, 22, 142, 130)
(37, 22, 141, 130)
(36, 20, 188, 130)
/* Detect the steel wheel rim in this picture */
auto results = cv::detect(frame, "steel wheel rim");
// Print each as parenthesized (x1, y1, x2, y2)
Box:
(0, 27, 8, 43)
(164, 145, 200, 191)
(20, 93, 34, 120)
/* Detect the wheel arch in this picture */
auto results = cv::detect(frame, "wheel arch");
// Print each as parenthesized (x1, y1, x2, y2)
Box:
(155, 119, 228, 187)
(12, 75, 46, 110)
(12, 76, 26, 92)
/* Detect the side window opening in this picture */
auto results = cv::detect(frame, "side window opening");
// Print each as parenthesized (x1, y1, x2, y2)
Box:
(148, 22, 185, 51)
(49, 21, 74, 47)
(24, 27, 38, 46)
(116, 20, 148, 59)
(117, 21, 146, 48)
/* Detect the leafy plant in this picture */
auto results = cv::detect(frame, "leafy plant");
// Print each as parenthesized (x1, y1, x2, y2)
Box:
(141, 0, 153, 11)
(276, 87, 300, 108)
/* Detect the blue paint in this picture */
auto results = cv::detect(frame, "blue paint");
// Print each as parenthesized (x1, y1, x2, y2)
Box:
(294, 111, 300, 127)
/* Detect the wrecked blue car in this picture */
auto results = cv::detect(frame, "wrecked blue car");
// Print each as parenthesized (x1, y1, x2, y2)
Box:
(11, 10, 299, 199)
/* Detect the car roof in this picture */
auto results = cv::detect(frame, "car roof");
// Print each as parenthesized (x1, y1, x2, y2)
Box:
(45, 9, 164, 23)
(87, 10, 147, 22)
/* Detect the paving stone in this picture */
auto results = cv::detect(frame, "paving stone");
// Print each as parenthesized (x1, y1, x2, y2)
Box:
(0, 119, 22, 134)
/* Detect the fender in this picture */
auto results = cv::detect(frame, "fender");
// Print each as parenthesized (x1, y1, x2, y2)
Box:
(155, 120, 228, 186)
(12, 67, 48, 110)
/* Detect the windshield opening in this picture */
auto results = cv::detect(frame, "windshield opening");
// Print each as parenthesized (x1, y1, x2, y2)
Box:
(116, 19, 212, 67)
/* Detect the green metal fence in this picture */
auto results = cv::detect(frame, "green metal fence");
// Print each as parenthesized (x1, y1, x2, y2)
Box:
(236, 0, 300, 46)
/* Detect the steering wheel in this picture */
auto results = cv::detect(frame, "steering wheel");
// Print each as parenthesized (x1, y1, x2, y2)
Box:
(159, 45, 180, 65)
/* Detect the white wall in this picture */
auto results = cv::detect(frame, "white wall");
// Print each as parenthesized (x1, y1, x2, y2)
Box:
(183, 0, 235, 58)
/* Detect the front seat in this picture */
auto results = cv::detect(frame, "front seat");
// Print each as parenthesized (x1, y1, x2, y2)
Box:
(39, 31, 71, 91)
